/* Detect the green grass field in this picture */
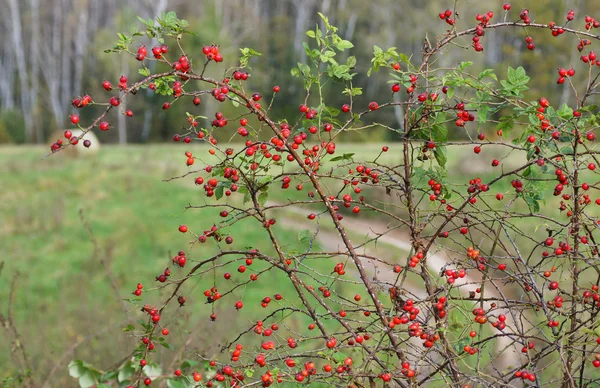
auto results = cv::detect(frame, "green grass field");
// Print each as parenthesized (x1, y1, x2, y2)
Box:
(1, 143, 597, 387)
(0, 144, 399, 386)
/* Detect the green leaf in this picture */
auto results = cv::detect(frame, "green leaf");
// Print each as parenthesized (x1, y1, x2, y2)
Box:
(118, 363, 135, 382)
(167, 379, 189, 388)
(330, 153, 354, 162)
(69, 360, 86, 378)
(143, 364, 162, 379)
(458, 61, 473, 71)
(239, 47, 262, 68)
(501, 66, 530, 96)
(306, 30, 316, 38)
(122, 324, 135, 332)
(138, 68, 150, 77)
(434, 146, 447, 168)
(557, 104, 574, 119)
(455, 337, 471, 354)
(298, 230, 311, 244)
(215, 185, 224, 201)
(507, 66, 529, 85)
(523, 192, 540, 213)
(99, 370, 118, 383)
(137, 16, 150, 26)
(496, 115, 515, 134)
(334, 38, 354, 51)
(256, 175, 274, 188)
(478, 105, 490, 124)
(296, 62, 311, 77)
(332, 352, 347, 363)
(430, 124, 448, 143)
(130, 22, 139, 35)
(180, 359, 199, 370)
(243, 190, 251, 204)
(258, 192, 268, 206)
(165, 11, 177, 24)
(528, 113, 540, 126)
(582, 327, 596, 335)
(346, 56, 356, 68)
(317, 12, 331, 30)
(478, 69, 497, 81)
(342, 87, 362, 96)
(78, 372, 98, 388)
(68, 361, 101, 388)
(561, 146, 574, 154)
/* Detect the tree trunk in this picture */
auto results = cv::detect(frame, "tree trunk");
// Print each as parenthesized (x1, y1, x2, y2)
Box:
(0, 49, 16, 110)
(60, 0, 72, 123)
(30, 0, 42, 142)
(293, 0, 313, 64)
(73, 0, 89, 99)
(7, 0, 34, 141)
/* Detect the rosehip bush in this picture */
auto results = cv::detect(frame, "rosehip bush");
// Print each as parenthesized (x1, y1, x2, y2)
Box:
(54, 6, 600, 388)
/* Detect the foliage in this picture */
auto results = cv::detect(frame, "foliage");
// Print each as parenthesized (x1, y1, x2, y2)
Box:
(32, 4, 600, 388)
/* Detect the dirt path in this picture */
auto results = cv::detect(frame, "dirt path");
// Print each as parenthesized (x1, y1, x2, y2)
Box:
(268, 201, 522, 371)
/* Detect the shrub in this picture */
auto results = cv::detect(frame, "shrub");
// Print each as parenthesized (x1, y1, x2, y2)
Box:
(50, 5, 600, 387)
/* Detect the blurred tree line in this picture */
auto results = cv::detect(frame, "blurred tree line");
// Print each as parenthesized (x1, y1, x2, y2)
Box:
(0, 0, 589, 144)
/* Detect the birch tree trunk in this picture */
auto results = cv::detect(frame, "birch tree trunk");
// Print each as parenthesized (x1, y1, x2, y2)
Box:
(0, 49, 16, 110)
(30, 0, 42, 142)
(60, 0, 72, 123)
(7, 0, 34, 141)
(293, 0, 314, 64)
(73, 0, 89, 99)
(140, 0, 169, 142)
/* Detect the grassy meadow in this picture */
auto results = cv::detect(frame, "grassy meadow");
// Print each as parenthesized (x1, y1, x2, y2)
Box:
(1, 142, 597, 387)
(0, 144, 397, 386)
